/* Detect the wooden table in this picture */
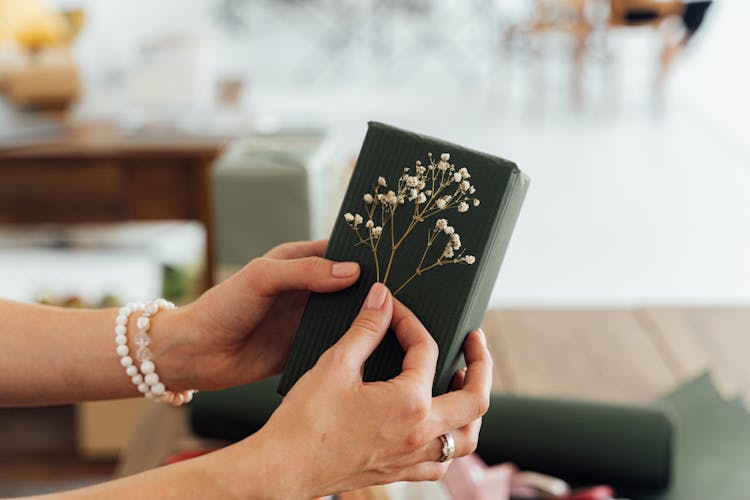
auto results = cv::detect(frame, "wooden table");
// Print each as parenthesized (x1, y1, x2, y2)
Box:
(0, 122, 227, 289)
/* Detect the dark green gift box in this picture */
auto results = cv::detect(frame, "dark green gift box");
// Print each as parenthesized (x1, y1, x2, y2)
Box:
(278, 122, 529, 396)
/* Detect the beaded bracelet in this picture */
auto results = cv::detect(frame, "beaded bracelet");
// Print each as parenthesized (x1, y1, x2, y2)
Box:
(114, 299, 196, 407)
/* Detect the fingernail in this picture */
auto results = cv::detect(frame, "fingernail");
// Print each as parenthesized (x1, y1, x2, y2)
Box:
(477, 328, 487, 346)
(332, 261, 359, 278)
(364, 282, 388, 310)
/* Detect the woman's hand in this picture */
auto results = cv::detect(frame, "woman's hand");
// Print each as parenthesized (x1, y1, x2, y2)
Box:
(246, 282, 493, 498)
(157, 240, 361, 391)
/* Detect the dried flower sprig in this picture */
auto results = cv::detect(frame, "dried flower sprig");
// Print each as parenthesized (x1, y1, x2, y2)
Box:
(343, 152, 479, 296)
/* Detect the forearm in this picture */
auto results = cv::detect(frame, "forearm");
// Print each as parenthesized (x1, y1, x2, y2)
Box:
(0, 299, 188, 407)
(39, 433, 284, 500)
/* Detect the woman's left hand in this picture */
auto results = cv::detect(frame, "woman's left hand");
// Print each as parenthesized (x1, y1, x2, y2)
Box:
(156, 240, 360, 391)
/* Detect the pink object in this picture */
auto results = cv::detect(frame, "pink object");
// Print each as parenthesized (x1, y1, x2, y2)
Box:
(442, 454, 515, 500)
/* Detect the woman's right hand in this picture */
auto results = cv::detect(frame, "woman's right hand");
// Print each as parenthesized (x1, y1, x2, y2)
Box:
(251, 282, 493, 499)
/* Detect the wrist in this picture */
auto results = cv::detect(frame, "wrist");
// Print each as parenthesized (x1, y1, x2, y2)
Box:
(140, 304, 198, 392)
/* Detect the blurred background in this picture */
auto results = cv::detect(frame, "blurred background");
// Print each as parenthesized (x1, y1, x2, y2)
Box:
(0, 0, 748, 496)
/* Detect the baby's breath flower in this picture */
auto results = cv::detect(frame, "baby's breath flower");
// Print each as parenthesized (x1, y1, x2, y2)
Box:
(417, 180, 426, 190)
(378, 176, 387, 187)
(450, 233, 461, 250)
(354, 214, 363, 226)
(366, 220, 374, 229)
(438, 161, 449, 172)
(436, 199, 447, 210)
(416, 193, 427, 204)
(473, 199, 480, 207)
(344, 213, 354, 222)
(408, 188, 418, 200)
(435, 218, 448, 230)
(452, 172, 462, 183)
(458, 201, 469, 213)
(469, 186, 476, 194)
(416, 165, 426, 174)
(444, 195, 452, 202)
(465, 255, 476, 264)
(442, 245, 454, 259)
(406, 176, 419, 188)
(425, 190, 432, 196)
(444, 226, 455, 235)
(363, 193, 374, 204)
(459, 168, 471, 179)
(385, 191, 398, 206)
(441, 153, 450, 161)
(460, 180, 470, 191)
(377, 193, 386, 202)
(398, 196, 405, 204)
(372, 226, 383, 237)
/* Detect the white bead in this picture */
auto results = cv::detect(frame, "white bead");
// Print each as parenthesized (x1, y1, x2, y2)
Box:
(126, 365, 138, 377)
(145, 391, 156, 399)
(120, 356, 133, 367)
(119, 306, 130, 316)
(137, 383, 149, 393)
(162, 392, 175, 404)
(116, 344, 129, 357)
(145, 302, 158, 315)
(115, 315, 128, 326)
(132, 374, 144, 385)
(136, 316, 150, 330)
(144, 373, 159, 386)
(183, 391, 194, 403)
(155, 298, 168, 309)
(115, 335, 128, 345)
(172, 393, 185, 406)
(166, 301, 176, 310)
(140, 361, 155, 374)
(151, 382, 166, 396)
(115, 325, 127, 335)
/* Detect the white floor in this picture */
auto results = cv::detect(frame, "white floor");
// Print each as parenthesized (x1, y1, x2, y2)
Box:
(16, 0, 750, 307)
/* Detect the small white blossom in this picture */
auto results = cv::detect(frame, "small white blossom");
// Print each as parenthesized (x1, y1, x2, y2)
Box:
(442, 245, 455, 259)
(438, 161, 449, 172)
(441, 153, 450, 161)
(417, 180, 426, 190)
(465, 255, 476, 265)
(406, 176, 419, 188)
(435, 219, 448, 230)
(460, 180, 471, 191)
(444, 195, 452, 202)
(436, 199, 447, 210)
(344, 213, 354, 222)
(416, 165, 426, 174)
(377, 193, 385, 202)
(408, 188, 418, 200)
(452, 172, 462, 183)
(372, 226, 383, 237)
(354, 214, 363, 226)
(363, 193, 374, 204)
(398, 196, 405, 204)
(385, 191, 399, 206)
(444, 226, 455, 235)
(469, 186, 476, 194)
(450, 233, 461, 250)
(459, 168, 471, 179)
(378, 176, 387, 187)
(366, 220, 374, 229)
(458, 202, 469, 213)
(473, 199, 480, 207)
(416, 193, 427, 204)
(425, 190, 432, 196)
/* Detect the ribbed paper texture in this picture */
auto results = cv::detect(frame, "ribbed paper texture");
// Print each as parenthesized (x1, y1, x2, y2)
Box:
(278, 122, 528, 396)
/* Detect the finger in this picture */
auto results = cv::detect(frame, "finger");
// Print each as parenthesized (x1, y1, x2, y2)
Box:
(450, 367, 468, 391)
(414, 418, 482, 465)
(390, 298, 438, 391)
(327, 283, 392, 371)
(394, 460, 451, 483)
(248, 256, 360, 297)
(264, 239, 328, 260)
(431, 329, 492, 430)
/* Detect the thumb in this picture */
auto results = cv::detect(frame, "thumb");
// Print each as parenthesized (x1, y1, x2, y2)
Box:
(246, 256, 360, 296)
(329, 283, 392, 371)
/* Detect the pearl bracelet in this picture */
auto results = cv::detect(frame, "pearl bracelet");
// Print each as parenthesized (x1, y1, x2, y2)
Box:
(114, 299, 196, 406)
